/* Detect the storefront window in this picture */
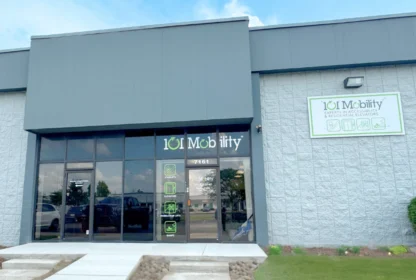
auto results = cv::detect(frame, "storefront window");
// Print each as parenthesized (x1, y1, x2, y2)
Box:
(220, 157, 254, 242)
(125, 136, 154, 159)
(156, 131, 185, 159)
(39, 137, 66, 161)
(156, 159, 186, 241)
(34, 163, 64, 241)
(219, 131, 250, 157)
(93, 161, 123, 240)
(96, 136, 123, 161)
(34, 127, 255, 243)
(67, 137, 94, 161)
(124, 160, 154, 241)
(186, 132, 217, 158)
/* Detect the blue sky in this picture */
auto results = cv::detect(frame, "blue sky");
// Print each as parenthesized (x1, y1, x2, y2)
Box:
(1, 0, 416, 50)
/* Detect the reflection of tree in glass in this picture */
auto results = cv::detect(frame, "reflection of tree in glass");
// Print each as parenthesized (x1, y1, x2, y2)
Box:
(96, 181, 111, 197)
(202, 168, 245, 209)
(49, 191, 62, 206)
(66, 183, 90, 205)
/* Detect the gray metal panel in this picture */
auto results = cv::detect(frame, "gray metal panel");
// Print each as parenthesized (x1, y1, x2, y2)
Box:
(289, 24, 337, 68)
(250, 16, 416, 72)
(19, 133, 37, 244)
(24, 19, 253, 132)
(250, 73, 268, 246)
(0, 50, 29, 91)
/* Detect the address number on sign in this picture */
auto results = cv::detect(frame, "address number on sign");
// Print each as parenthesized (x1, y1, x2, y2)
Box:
(186, 158, 218, 166)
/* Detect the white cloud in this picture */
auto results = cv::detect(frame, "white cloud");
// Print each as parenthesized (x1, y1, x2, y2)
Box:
(195, 0, 265, 27)
(0, 0, 112, 49)
(265, 14, 279, 25)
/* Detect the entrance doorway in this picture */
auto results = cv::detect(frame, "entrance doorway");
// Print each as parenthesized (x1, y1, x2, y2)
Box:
(62, 171, 94, 241)
(187, 168, 221, 242)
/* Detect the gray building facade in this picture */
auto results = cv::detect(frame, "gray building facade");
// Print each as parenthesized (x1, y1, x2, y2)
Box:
(1, 13, 416, 247)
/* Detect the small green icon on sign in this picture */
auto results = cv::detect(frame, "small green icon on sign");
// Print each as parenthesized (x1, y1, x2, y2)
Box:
(164, 201, 177, 214)
(357, 118, 371, 131)
(164, 221, 177, 234)
(167, 137, 181, 150)
(164, 182, 177, 195)
(372, 117, 386, 130)
(341, 119, 356, 131)
(326, 119, 340, 132)
(164, 164, 176, 177)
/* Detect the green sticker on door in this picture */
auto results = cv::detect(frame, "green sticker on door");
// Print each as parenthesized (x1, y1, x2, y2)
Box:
(164, 221, 177, 233)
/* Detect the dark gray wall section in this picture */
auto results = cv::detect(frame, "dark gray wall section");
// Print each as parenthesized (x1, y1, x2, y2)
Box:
(250, 73, 268, 246)
(20, 132, 37, 244)
(24, 20, 253, 132)
(0, 50, 29, 91)
(250, 16, 416, 72)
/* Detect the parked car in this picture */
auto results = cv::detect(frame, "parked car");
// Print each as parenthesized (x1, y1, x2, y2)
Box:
(35, 203, 60, 232)
(65, 205, 87, 223)
(81, 196, 150, 233)
(202, 206, 214, 212)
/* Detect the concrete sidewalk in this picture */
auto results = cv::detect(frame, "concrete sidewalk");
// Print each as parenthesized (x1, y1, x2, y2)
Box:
(0, 243, 267, 279)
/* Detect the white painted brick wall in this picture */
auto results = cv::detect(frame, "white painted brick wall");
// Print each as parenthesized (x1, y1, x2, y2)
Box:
(261, 65, 416, 247)
(0, 92, 27, 246)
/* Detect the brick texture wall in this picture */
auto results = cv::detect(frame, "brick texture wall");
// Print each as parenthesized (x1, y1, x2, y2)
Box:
(261, 65, 416, 247)
(0, 92, 27, 246)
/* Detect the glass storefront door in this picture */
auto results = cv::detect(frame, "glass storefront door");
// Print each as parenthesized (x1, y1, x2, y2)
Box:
(63, 171, 93, 241)
(187, 168, 220, 241)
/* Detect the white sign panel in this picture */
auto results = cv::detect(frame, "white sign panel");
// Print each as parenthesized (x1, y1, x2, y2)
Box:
(307, 92, 405, 138)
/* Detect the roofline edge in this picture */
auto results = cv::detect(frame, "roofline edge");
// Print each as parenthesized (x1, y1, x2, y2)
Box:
(32, 17, 249, 40)
(249, 12, 416, 31)
(0, 47, 30, 54)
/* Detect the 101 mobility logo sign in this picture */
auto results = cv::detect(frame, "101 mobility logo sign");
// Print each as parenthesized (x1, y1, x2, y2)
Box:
(307, 92, 405, 138)
(163, 135, 243, 151)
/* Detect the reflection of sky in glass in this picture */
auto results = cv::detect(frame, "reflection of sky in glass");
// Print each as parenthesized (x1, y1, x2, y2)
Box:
(67, 138, 94, 161)
(125, 136, 154, 159)
(124, 160, 154, 194)
(95, 161, 123, 195)
(96, 137, 123, 160)
(37, 163, 64, 204)
(189, 169, 215, 197)
(220, 158, 244, 170)
(39, 138, 65, 161)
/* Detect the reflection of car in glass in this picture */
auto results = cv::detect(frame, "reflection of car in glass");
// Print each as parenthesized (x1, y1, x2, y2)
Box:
(123, 197, 150, 230)
(66, 205, 87, 223)
(81, 196, 150, 232)
(202, 206, 214, 212)
(36, 203, 60, 231)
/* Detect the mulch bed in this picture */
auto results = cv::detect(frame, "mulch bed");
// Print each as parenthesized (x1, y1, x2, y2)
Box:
(129, 256, 169, 280)
(229, 261, 259, 280)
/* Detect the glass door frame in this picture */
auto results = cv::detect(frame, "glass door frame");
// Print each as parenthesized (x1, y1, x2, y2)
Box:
(60, 169, 95, 241)
(185, 166, 222, 243)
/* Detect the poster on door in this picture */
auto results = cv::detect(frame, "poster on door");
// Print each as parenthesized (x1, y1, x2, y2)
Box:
(307, 92, 405, 138)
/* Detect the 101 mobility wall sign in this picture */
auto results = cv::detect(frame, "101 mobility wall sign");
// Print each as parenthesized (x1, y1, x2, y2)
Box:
(308, 92, 405, 138)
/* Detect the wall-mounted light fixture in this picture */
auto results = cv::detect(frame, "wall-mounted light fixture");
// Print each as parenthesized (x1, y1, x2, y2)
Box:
(344, 76, 364, 88)
(256, 124, 262, 133)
